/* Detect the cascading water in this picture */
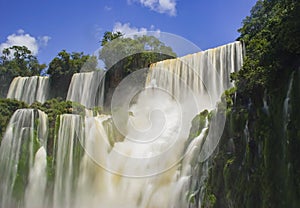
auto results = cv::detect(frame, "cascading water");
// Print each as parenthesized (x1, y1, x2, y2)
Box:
(283, 71, 295, 130)
(0, 41, 243, 208)
(52, 114, 84, 208)
(148, 41, 243, 108)
(0, 109, 48, 208)
(80, 41, 242, 207)
(169, 119, 209, 208)
(7, 76, 49, 104)
(66, 70, 105, 108)
(25, 147, 48, 208)
(145, 41, 243, 207)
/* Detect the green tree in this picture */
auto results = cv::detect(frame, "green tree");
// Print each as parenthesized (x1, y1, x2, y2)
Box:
(233, 0, 300, 97)
(101, 31, 123, 46)
(0, 46, 46, 98)
(99, 32, 176, 71)
(47, 50, 96, 77)
(0, 45, 46, 77)
(47, 50, 98, 99)
(80, 56, 99, 72)
(0, 99, 28, 141)
(99, 31, 177, 109)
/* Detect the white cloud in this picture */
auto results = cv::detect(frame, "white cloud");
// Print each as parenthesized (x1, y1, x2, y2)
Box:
(113, 22, 161, 37)
(38, 36, 51, 47)
(17, 29, 25, 34)
(104, 6, 112, 11)
(113, 22, 147, 36)
(129, 0, 177, 16)
(0, 29, 51, 56)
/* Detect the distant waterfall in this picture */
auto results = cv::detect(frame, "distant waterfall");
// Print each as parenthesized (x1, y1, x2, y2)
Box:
(67, 71, 105, 108)
(7, 76, 49, 104)
(0, 109, 48, 208)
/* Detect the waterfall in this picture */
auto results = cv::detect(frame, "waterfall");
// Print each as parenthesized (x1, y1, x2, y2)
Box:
(75, 115, 117, 208)
(169, 118, 209, 208)
(52, 114, 119, 208)
(283, 71, 295, 129)
(66, 71, 105, 108)
(147, 41, 243, 109)
(53, 114, 84, 208)
(145, 41, 243, 207)
(0, 41, 243, 208)
(25, 147, 47, 208)
(83, 41, 242, 208)
(0, 109, 48, 208)
(73, 112, 183, 208)
(7, 76, 49, 104)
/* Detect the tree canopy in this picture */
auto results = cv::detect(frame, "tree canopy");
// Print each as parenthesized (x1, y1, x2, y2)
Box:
(47, 50, 97, 77)
(0, 46, 47, 97)
(0, 46, 46, 77)
(232, 0, 300, 96)
(99, 32, 177, 72)
(46, 50, 98, 99)
(99, 32, 177, 109)
(101, 31, 123, 46)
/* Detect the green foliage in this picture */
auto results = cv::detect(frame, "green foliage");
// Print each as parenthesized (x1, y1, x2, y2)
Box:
(12, 136, 31, 201)
(101, 32, 177, 110)
(189, 110, 209, 139)
(0, 46, 46, 98)
(13, 125, 42, 202)
(205, 194, 217, 207)
(233, 0, 300, 95)
(47, 50, 96, 77)
(0, 46, 46, 77)
(80, 56, 99, 72)
(99, 32, 177, 71)
(101, 31, 123, 46)
(200, 1, 300, 205)
(0, 99, 28, 140)
(0, 97, 85, 155)
(47, 50, 98, 99)
(30, 98, 85, 154)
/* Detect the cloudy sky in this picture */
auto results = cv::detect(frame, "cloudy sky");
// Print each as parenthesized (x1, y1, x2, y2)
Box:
(0, 0, 256, 65)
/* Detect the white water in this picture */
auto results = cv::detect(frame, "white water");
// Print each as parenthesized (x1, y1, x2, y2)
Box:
(170, 119, 209, 208)
(0, 42, 243, 208)
(148, 41, 243, 109)
(0, 109, 48, 208)
(74, 112, 182, 208)
(66, 71, 105, 108)
(25, 147, 48, 208)
(60, 41, 243, 208)
(7, 76, 49, 104)
(53, 114, 84, 208)
(283, 71, 295, 127)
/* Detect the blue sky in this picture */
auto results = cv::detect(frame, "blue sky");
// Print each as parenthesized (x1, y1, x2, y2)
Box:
(0, 0, 257, 65)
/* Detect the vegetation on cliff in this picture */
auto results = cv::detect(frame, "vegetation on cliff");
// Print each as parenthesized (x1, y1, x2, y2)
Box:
(0, 0, 299, 206)
(232, 0, 300, 98)
(0, 99, 28, 140)
(193, 0, 300, 207)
